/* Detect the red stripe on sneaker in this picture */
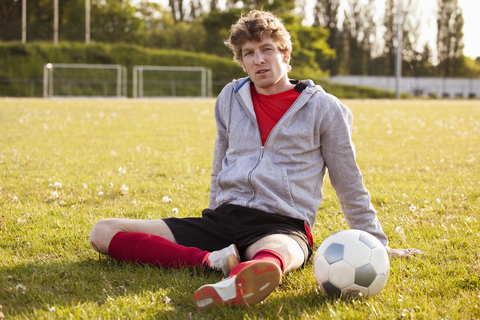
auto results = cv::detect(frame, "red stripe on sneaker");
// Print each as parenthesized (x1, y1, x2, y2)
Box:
(304, 222, 314, 247)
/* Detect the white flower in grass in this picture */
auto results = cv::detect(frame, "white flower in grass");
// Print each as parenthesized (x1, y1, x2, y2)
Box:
(54, 182, 62, 189)
(109, 183, 114, 188)
(52, 191, 59, 199)
(49, 306, 55, 312)
(16, 284, 27, 294)
(395, 226, 403, 234)
(83, 183, 88, 189)
(162, 196, 172, 203)
(12, 196, 19, 202)
(172, 208, 179, 214)
(408, 203, 416, 212)
(98, 191, 104, 197)
(119, 184, 129, 196)
(436, 198, 441, 204)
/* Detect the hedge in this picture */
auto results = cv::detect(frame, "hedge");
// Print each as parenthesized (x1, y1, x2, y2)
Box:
(0, 41, 399, 98)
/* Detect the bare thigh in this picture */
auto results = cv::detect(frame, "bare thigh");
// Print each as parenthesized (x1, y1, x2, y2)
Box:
(244, 234, 305, 273)
(89, 218, 176, 255)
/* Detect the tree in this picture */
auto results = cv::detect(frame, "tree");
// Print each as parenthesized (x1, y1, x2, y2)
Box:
(0, 0, 22, 41)
(362, 0, 377, 75)
(169, 0, 185, 22)
(201, 9, 242, 57)
(436, 0, 464, 77)
(287, 17, 334, 73)
(382, 0, 396, 75)
(341, 0, 377, 75)
(90, 0, 145, 44)
(313, 0, 340, 75)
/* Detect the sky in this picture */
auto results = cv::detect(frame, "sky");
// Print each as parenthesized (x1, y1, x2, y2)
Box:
(304, 0, 480, 60)
(134, 0, 480, 59)
(454, 0, 479, 59)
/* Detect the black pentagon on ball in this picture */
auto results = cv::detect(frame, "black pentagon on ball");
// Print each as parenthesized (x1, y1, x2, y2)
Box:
(324, 243, 344, 264)
(322, 280, 342, 297)
(354, 264, 377, 287)
(359, 233, 379, 249)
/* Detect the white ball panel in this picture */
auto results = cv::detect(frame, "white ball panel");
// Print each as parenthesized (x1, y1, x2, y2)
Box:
(370, 247, 390, 273)
(344, 241, 371, 267)
(313, 255, 331, 285)
(330, 230, 360, 245)
(328, 260, 355, 288)
(368, 273, 389, 296)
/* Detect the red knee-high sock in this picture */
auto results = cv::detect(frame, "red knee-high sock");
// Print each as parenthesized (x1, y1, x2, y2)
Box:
(108, 232, 209, 268)
(228, 249, 285, 277)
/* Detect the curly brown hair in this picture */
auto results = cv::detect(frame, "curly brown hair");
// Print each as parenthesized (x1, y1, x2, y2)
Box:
(225, 10, 292, 70)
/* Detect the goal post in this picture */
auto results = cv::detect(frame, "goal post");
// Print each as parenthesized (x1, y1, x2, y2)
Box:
(133, 66, 212, 98)
(43, 63, 127, 98)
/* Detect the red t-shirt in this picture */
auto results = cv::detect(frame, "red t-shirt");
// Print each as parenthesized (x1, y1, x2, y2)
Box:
(251, 85, 301, 145)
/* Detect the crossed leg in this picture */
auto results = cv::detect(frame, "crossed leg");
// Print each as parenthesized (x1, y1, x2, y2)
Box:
(89, 218, 177, 255)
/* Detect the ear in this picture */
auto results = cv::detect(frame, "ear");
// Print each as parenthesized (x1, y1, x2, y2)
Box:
(283, 51, 291, 63)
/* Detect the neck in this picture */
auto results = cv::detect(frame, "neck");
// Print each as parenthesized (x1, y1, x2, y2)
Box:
(254, 78, 294, 95)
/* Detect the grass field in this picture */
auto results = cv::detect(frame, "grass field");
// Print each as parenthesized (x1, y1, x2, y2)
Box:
(1, 97, 479, 319)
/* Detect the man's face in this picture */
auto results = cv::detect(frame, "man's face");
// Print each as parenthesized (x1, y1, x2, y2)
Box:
(240, 36, 291, 95)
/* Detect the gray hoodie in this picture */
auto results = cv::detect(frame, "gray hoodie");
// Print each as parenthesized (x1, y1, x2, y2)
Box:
(209, 77, 388, 246)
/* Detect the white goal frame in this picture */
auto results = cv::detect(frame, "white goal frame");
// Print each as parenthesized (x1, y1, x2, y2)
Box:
(43, 63, 127, 98)
(132, 66, 212, 98)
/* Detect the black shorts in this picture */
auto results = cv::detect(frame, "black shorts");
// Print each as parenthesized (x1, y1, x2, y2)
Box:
(163, 204, 313, 265)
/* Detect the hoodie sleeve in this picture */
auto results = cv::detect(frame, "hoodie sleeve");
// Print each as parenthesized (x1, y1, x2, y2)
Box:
(209, 85, 232, 209)
(319, 95, 388, 246)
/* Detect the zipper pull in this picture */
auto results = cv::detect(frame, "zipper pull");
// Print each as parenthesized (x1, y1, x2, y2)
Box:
(260, 146, 265, 159)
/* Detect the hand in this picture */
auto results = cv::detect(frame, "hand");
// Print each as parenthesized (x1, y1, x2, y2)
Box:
(387, 248, 424, 259)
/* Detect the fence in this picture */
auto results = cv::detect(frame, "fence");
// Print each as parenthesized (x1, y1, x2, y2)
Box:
(327, 76, 480, 98)
(2, 76, 480, 99)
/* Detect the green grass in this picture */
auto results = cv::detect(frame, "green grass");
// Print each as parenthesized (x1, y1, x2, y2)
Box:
(1, 98, 479, 319)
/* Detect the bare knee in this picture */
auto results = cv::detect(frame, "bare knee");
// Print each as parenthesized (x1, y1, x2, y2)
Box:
(89, 219, 120, 255)
(245, 234, 305, 273)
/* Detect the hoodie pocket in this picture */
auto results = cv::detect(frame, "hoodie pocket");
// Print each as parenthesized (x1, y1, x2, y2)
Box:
(216, 161, 238, 190)
(253, 157, 297, 210)
(281, 167, 296, 209)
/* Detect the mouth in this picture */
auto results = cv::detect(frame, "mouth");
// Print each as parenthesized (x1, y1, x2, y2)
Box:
(256, 69, 269, 75)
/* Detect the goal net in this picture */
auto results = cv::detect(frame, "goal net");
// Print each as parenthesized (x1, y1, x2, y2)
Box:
(133, 66, 212, 98)
(43, 63, 127, 98)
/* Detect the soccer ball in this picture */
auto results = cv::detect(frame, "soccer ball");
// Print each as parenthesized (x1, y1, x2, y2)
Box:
(313, 229, 390, 298)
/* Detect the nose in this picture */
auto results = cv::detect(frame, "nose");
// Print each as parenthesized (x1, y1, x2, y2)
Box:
(254, 51, 264, 65)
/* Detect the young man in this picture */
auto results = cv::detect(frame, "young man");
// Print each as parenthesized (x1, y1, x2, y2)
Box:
(89, 10, 421, 310)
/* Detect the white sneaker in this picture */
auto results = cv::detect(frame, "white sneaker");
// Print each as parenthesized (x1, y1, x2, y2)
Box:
(202, 244, 241, 277)
(194, 261, 282, 310)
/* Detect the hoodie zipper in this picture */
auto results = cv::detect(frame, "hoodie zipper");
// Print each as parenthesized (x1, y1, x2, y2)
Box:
(234, 91, 263, 207)
(235, 84, 311, 207)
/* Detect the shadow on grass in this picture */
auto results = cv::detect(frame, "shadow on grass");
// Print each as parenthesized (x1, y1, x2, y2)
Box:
(0, 256, 335, 319)
(0, 256, 224, 318)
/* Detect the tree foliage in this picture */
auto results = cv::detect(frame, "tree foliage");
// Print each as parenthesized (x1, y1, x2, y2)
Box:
(0, 0, 476, 78)
(436, 0, 464, 77)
